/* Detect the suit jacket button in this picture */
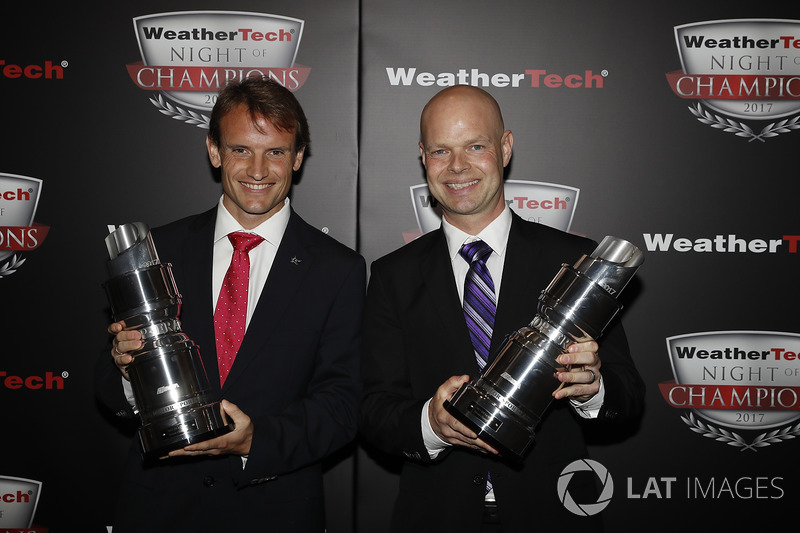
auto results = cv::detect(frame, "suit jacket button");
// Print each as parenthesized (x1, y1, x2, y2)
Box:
(203, 476, 215, 487)
(473, 475, 485, 485)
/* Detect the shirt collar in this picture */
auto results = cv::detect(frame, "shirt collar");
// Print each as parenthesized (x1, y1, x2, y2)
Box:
(442, 205, 512, 262)
(214, 196, 291, 246)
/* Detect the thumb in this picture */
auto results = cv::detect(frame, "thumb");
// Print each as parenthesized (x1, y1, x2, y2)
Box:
(220, 399, 243, 425)
(442, 375, 470, 397)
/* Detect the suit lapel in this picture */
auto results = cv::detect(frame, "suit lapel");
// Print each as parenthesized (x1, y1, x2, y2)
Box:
(177, 210, 220, 391)
(221, 210, 311, 392)
(491, 214, 545, 356)
(420, 230, 482, 372)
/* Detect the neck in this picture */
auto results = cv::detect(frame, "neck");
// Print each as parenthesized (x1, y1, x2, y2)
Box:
(444, 208, 504, 236)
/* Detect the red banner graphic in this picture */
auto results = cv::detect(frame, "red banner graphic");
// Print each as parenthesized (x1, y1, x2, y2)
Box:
(126, 61, 311, 92)
(0, 224, 49, 251)
(659, 380, 800, 410)
(666, 70, 800, 100)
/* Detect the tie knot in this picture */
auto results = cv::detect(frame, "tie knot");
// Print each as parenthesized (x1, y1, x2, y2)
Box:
(459, 239, 493, 265)
(228, 232, 264, 253)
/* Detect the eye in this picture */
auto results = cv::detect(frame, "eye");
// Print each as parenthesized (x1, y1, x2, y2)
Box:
(468, 144, 486, 152)
(427, 149, 449, 160)
(266, 150, 288, 161)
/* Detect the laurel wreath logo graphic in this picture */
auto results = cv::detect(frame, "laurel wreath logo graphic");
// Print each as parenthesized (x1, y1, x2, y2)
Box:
(688, 103, 800, 142)
(0, 254, 26, 278)
(149, 94, 211, 130)
(681, 411, 800, 451)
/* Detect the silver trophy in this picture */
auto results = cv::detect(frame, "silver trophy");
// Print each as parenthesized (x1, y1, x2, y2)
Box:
(445, 236, 644, 460)
(103, 222, 231, 459)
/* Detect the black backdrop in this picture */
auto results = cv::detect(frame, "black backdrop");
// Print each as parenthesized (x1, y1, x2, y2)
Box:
(1, 2, 798, 531)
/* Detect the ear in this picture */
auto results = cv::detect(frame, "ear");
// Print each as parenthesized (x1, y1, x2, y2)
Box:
(292, 147, 305, 171)
(206, 136, 221, 168)
(501, 130, 513, 167)
(418, 141, 427, 167)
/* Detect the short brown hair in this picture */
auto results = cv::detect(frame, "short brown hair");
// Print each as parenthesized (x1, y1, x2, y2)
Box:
(208, 77, 310, 151)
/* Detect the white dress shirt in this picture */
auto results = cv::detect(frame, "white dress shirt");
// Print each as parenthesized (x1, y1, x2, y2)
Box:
(212, 195, 291, 325)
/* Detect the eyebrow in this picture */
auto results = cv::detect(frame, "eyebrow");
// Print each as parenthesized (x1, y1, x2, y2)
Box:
(224, 142, 294, 152)
(425, 137, 492, 150)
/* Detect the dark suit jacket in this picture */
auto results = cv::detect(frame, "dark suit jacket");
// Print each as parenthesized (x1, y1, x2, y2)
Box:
(96, 207, 365, 532)
(358, 213, 644, 533)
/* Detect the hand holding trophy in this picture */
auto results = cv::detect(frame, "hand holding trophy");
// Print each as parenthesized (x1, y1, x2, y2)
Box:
(103, 222, 231, 459)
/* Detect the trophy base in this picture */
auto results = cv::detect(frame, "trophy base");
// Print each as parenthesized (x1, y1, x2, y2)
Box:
(445, 382, 537, 462)
(138, 401, 232, 460)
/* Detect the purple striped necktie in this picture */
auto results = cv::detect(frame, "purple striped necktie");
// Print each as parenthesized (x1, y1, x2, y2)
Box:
(459, 239, 496, 497)
(460, 240, 496, 370)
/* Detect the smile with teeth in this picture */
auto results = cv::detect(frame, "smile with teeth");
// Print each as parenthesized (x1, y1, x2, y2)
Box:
(242, 182, 274, 190)
(447, 180, 478, 190)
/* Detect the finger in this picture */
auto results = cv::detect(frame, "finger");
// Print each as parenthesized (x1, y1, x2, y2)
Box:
(558, 350, 597, 368)
(475, 438, 499, 455)
(431, 408, 478, 447)
(107, 321, 125, 335)
(554, 366, 598, 384)
(568, 340, 598, 354)
(553, 371, 601, 400)
(112, 350, 133, 367)
(442, 375, 470, 396)
(110, 339, 132, 362)
(220, 399, 239, 417)
(447, 416, 478, 441)
(451, 428, 498, 455)
(220, 399, 243, 427)
(115, 330, 144, 355)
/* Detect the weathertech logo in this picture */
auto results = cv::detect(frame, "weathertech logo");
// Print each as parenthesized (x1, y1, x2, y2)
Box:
(0, 173, 49, 279)
(1, 60, 66, 80)
(666, 19, 800, 141)
(642, 233, 800, 254)
(127, 11, 310, 128)
(0, 371, 66, 390)
(410, 180, 579, 238)
(0, 476, 42, 529)
(387, 67, 608, 89)
(660, 331, 800, 450)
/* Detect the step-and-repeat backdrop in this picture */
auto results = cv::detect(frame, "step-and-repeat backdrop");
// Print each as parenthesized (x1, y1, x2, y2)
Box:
(1, 1, 797, 531)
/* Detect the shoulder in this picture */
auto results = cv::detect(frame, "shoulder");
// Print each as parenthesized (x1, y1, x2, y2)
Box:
(151, 207, 215, 240)
(146, 208, 215, 262)
(289, 210, 364, 267)
(371, 229, 443, 272)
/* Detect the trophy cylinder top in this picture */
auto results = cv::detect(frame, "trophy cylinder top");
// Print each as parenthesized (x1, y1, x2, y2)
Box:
(592, 236, 645, 268)
(105, 222, 160, 278)
(572, 236, 644, 297)
(106, 222, 150, 259)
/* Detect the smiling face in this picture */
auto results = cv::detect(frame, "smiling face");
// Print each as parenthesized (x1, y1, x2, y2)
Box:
(206, 104, 304, 229)
(418, 86, 513, 235)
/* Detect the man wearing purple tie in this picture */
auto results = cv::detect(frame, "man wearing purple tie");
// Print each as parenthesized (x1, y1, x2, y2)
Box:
(358, 85, 645, 532)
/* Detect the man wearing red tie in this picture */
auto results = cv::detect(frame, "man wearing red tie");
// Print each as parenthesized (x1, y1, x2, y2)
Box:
(97, 78, 365, 532)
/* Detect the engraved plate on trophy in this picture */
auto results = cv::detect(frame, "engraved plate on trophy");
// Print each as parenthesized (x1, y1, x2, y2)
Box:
(103, 222, 231, 459)
(445, 236, 644, 460)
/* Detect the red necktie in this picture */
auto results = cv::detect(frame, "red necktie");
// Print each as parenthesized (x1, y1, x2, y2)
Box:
(214, 232, 264, 385)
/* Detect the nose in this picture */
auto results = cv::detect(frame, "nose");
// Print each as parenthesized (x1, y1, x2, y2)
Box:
(247, 154, 269, 180)
(448, 151, 470, 174)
